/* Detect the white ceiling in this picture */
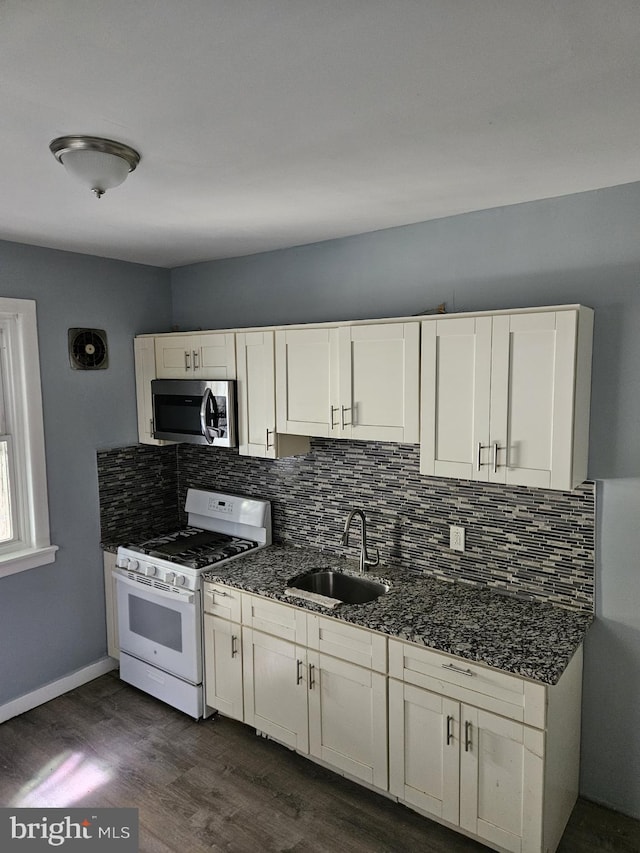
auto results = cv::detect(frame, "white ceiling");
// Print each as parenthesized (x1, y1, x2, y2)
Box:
(2, 0, 640, 268)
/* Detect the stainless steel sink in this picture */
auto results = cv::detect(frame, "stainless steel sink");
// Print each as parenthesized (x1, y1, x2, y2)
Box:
(287, 570, 390, 604)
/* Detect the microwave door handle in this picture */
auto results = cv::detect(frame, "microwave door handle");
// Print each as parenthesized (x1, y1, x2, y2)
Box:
(199, 388, 215, 445)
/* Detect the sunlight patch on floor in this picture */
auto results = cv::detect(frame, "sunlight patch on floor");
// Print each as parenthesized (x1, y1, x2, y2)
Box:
(12, 751, 112, 807)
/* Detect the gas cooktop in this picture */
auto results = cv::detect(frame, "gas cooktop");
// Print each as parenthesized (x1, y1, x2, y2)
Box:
(127, 526, 259, 570)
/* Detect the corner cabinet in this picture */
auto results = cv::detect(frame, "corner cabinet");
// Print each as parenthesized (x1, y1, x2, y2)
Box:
(103, 551, 119, 660)
(235, 330, 310, 459)
(420, 307, 593, 490)
(155, 332, 236, 379)
(275, 321, 420, 442)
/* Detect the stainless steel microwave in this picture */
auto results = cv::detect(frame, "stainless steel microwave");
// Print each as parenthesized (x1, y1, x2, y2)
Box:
(151, 379, 237, 447)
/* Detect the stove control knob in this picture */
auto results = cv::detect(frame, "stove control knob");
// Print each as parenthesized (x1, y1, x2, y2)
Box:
(128, 559, 139, 571)
(174, 574, 186, 587)
(143, 564, 156, 577)
(166, 571, 176, 585)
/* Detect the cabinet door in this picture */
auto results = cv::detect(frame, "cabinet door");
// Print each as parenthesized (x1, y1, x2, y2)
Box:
(236, 331, 310, 459)
(275, 327, 339, 437)
(134, 337, 173, 445)
(308, 650, 388, 789)
(338, 323, 420, 442)
(489, 312, 577, 489)
(420, 317, 492, 479)
(155, 334, 198, 378)
(198, 332, 236, 379)
(459, 706, 544, 853)
(388, 680, 459, 825)
(242, 627, 309, 752)
(203, 615, 243, 721)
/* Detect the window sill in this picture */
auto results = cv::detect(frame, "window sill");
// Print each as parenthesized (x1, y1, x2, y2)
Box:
(0, 545, 58, 578)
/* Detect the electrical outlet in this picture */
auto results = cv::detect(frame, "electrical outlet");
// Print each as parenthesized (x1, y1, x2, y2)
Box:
(450, 525, 465, 552)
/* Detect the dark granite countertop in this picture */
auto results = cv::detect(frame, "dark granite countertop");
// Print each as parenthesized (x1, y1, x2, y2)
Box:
(202, 544, 592, 686)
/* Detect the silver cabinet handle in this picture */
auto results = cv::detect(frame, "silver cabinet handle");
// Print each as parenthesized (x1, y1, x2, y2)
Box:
(477, 442, 491, 470)
(308, 663, 315, 690)
(329, 405, 338, 429)
(492, 441, 505, 472)
(212, 589, 229, 597)
(149, 418, 154, 435)
(341, 405, 351, 428)
(231, 635, 238, 658)
(193, 349, 199, 370)
(465, 720, 472, 752)
(446, 714, 454, 746)
(442, 663, 474, 677)
(185, 350, 191, 370)
(266, 428, 274, 449)
(296, 659, 303, 685)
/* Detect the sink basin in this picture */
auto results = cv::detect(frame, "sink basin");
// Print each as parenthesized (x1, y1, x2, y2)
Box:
(288, 570, 390, 604)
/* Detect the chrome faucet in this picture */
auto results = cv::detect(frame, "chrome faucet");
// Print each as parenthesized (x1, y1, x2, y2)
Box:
(340, 508, 379, 573)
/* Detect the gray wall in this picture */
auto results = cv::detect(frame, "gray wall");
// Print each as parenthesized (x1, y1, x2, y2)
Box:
(171, 182, 640, 817)
(0, 240, 171, 705)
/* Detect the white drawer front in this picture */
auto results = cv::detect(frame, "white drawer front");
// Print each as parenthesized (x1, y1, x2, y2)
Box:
(242, 593, 307, 645)
(203, 582, 242, 622)
(388, 639, 546, 728)
(307, 614, 387, 672)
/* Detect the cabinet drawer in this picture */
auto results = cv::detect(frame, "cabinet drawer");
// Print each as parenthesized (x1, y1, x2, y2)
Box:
(242, 593, 307, 645)
(203, 582, 242, 622)
(389, 639, 546, 728)
(307, 615, 387, 673)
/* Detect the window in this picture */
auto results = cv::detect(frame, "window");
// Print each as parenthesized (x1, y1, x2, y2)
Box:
(0, 298, 57, 577)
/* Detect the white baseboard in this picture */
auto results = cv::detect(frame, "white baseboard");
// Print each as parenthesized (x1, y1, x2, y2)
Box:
(0, 657, 118, 724)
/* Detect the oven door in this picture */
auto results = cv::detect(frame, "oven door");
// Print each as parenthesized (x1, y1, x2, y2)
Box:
(115, 570, 202, 684)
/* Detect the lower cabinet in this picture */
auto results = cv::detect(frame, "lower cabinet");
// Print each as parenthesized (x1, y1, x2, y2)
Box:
(201, 584, 582, 853)
(203, 614, 243, 721)
(307, 649, 388, 789)
(242, 627, 309, 751)
(389, 681, 544, 853)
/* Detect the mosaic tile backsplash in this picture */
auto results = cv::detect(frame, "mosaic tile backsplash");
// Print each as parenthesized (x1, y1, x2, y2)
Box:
(98, 439, 595, 612)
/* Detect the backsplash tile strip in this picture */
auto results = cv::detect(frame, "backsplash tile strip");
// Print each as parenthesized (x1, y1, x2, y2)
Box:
(97, 439, 595, 612)
(97, 444, 179, 544)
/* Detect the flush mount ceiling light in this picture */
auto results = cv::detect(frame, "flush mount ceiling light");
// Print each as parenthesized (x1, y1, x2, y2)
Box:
(49, 135, 140, 198)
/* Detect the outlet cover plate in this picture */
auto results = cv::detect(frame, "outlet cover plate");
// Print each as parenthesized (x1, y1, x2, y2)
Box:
(450, 525, 465, 552)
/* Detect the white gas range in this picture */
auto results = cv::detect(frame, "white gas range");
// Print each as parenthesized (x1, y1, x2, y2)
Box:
(115, 489, 271, 719)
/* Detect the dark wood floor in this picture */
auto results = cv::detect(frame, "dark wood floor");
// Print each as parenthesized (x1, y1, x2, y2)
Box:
(1, 673, 639, 853)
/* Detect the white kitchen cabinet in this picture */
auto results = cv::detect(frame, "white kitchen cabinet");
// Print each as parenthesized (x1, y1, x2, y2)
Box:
(155, 332, 236, 380)
(202, 581, 244, 721)
(420, 306, 593, 490)
(275, 321, 419, 442)
(307, 650, 388, 789)
(338, 322, 419, 442)
(306, 614, 388, 788)
(103, 551, 119, 660)
(275, 326, 339, 437)
(242, 627, 310, 752)
(203, 614, 244, 721)
(134, 337, 174, 446)
(388, 639, 583, 853)
(236, 330, 309, 459)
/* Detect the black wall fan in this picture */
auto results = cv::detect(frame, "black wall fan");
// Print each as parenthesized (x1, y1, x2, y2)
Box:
(68, 328, 109, 370)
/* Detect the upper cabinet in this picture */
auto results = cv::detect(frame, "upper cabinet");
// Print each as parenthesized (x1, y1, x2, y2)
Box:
(420, 307, 594, 490)
(134, 337, 173, 446)
(155, 332, 236, 380)
(236, 330, 310, 459)
(275, 321, 420, 443)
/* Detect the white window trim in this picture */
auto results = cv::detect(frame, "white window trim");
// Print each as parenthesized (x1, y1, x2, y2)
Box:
(0, 297, 57, 578)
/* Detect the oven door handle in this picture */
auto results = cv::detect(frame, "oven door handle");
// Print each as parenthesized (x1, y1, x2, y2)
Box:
(114, 569, 196, 605)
